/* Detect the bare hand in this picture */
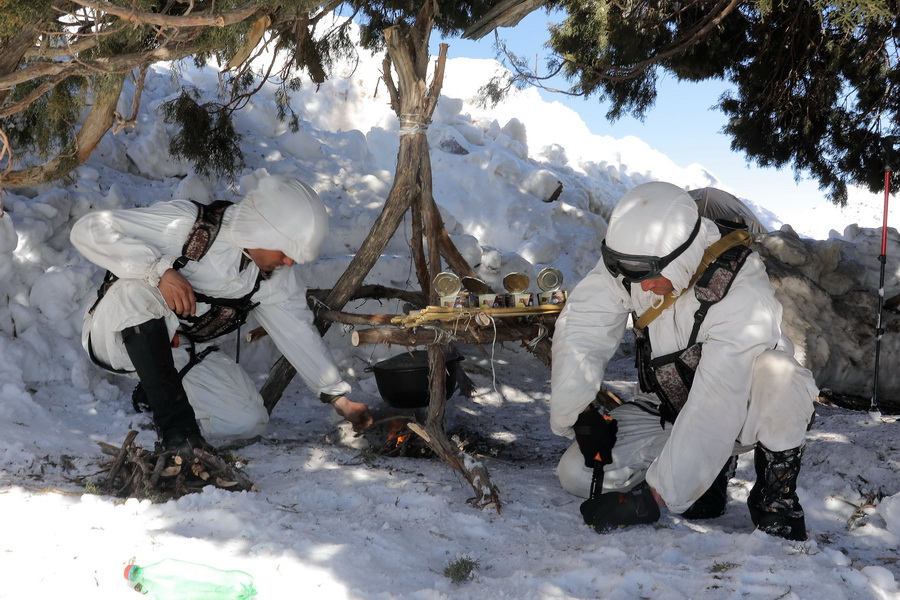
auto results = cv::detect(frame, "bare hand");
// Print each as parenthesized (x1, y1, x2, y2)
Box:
(331, 396, 374, 433)
(158, 268, 196, 317)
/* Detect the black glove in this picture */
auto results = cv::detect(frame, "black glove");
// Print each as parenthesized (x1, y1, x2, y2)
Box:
(573, 405, 618, 468)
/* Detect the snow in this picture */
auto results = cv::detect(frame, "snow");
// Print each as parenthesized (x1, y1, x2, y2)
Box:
(1, 24, 899, 600)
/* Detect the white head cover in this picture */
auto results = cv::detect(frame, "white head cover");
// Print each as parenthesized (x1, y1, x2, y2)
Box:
(228, 175, 329, 263)
(606, 181, 719, 295)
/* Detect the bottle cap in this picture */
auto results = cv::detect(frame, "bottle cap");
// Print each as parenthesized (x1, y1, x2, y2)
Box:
(124, 565, 137, 581)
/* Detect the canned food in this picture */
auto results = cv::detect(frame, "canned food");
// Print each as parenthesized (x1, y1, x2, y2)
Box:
(537, 267, 563, 292)
(509, 292, 534, 307)
(433, 272, 461, 297)
(538, 290, 568, 305)
(441, 294, 470, 308)
(461, 276, 491, 295)
(478, 293, 506, 308)
(503, 272, 530, 294)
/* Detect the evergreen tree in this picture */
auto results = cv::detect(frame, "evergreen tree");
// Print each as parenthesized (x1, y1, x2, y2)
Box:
(527, 0, 900, 204)
(0, 1, 497, 188)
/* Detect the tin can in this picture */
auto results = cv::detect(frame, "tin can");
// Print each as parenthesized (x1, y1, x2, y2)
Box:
(461, 276, 491, 296)
(434, 272, 462, 297)
(509, 292, 534, 307)
(478, 293, 506, 308)
(503, 272, 530, 294)
(537, 267, 564, 292)
(441, 294, 470, 308)
(538, 290, 568, 305)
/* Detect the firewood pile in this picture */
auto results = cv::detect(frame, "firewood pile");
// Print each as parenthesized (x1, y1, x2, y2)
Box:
(94, 430, 256, 499)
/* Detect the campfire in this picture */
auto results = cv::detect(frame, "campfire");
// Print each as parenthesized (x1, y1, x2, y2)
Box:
(364, 407, 434, 458)
(363, 406, 498, 460)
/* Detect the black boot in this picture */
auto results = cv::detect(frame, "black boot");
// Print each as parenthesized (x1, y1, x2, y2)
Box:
(122, 318, 204, 451)
(747, 444, 807, 541)
(681, 456, 737, 520)
(580, 481, 661, 533)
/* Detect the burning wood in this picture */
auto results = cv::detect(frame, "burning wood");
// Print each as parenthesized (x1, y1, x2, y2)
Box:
(366, 415, 434, 458)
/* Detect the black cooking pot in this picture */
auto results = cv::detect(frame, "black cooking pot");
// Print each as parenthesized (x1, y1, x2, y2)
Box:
(366, 350, 463, 408)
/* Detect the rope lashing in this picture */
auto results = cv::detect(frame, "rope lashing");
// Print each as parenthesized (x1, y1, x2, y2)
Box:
(398, 113, 430, 136)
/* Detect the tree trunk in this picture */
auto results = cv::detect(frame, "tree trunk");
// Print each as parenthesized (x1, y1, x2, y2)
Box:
(462, 0, 548, 40)
(0, 11, 58, 107)
(1, 72, 126, 187)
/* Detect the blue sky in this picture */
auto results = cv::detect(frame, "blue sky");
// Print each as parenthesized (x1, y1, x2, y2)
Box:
(433, 9, 892, 239)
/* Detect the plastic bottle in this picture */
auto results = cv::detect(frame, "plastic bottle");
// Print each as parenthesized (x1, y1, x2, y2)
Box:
(124, 558, 257, 599)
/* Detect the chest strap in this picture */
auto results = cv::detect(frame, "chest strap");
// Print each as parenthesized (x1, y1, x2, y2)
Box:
(634, 229, 752, 329)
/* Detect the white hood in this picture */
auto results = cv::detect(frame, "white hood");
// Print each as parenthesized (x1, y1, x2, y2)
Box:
(228, 175, 329, 263)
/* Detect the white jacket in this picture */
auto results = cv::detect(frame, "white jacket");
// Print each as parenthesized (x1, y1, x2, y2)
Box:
(552, 182, 818, 510)
(551, 217, 784, 430)
(70, 197, 350, 398)
(551, 218, 793, 502)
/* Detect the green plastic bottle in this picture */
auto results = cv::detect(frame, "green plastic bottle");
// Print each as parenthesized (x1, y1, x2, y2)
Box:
(124, 558, 257, 599)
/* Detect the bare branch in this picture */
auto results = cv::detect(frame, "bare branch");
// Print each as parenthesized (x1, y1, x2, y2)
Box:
(0, 35, 206, 114)
(0, 128, 12, 180)
(25, 35, 102, 60)
(506, 0, 742, 95)
(67, 0, 263, 29)
(424, 43, 448, 117)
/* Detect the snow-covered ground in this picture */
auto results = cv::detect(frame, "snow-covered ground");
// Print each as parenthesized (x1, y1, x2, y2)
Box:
(1, 24, 898, 600)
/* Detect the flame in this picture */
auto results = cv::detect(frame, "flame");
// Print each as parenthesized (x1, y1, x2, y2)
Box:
(386, 419, 408, 447)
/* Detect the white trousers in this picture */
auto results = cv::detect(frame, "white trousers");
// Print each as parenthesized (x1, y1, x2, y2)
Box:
(556, 348, 815, 502)
(83, 279, 269, 439)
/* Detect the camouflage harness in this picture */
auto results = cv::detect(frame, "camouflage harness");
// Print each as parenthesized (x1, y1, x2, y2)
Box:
(632, 226, 753, 424)
(88, 200, 264, 371)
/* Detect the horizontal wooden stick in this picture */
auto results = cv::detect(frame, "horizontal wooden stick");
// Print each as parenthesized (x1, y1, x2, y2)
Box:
(350, 321, 552, 347)
(391, 304, 562, 327)
(246, 310, 399, 342)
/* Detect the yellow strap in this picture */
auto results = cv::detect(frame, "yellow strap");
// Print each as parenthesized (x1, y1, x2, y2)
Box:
(634, 230, 752, 330)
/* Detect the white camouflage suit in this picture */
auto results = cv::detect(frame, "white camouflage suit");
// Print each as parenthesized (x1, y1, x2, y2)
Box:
(551, 182, 818, 514)
(70, 175, 351, 439)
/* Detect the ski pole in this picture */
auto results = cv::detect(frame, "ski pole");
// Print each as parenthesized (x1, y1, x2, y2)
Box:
(872, 137, 898, 417)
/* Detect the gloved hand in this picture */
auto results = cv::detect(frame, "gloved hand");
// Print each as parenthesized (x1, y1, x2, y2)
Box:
(573, 405, 617, 468)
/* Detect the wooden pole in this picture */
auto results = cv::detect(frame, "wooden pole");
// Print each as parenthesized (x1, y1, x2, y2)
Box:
(258, 7, 529, 511)
(350, 321, 552, 348)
